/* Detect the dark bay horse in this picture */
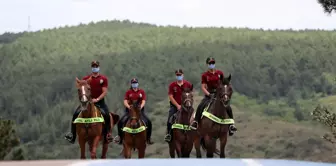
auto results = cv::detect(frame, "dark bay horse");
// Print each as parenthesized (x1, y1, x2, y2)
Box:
(169, 87, 196, 158)
(193, 74, 234, 158)
(122, 100, 147, 158)
(75, 77, 119, 159)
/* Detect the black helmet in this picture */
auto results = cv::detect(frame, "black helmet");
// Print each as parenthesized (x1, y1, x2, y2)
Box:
(130, 78, 138, 83)
(91, 60, 100, 67)
(206, 57, 215, 64)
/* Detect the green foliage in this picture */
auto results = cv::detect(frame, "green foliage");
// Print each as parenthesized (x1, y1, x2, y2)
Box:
(1, 20, 336, 161)
(0, 118, 24, 160)
(311, 105, 336, 144)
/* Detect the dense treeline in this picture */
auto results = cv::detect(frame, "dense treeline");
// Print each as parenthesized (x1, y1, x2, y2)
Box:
(0, 20, 336, 160)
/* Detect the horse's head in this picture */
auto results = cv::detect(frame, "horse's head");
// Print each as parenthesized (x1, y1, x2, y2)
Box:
(129, 100, 141, 128)
(75, 77, 92, 108)
(181, 85, 194, 112)
(216, 74, 233, 107)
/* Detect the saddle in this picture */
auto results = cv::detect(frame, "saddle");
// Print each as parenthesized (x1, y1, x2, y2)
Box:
(168, 113, 178, 124)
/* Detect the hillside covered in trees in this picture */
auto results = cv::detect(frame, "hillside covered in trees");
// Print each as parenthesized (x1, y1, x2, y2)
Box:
(0, 20, 335, 161)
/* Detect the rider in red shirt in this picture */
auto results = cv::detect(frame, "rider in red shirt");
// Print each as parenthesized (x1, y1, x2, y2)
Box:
(190, 57, 237, 136)
(64, 61, 112, 143)
(113, 78, 154, 145)
(164, 69, 193, 142)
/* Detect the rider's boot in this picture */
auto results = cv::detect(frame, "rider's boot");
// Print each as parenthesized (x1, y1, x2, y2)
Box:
(113, 120, 123, 145)
(64, 108, 80, 144)
(190, 105, 202, 130)
(164, 130, 172, 142)
(227, 106, 237, 136)
(64, 124, 76, 144)
(146, 119, 154, 145)
(164, 121, 172, 142)
(102, 112, 112, 143)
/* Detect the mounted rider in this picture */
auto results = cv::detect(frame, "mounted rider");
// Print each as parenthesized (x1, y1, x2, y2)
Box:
(164, 69, 193, 142)
(113, 78, 154, 145)
(64, 60, 113, 143)
(190, 57, 237, 136)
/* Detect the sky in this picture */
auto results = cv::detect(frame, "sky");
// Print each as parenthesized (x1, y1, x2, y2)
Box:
(0, 0, 336, 34)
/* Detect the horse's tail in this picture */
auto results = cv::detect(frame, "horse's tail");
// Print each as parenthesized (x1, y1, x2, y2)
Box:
(200, 138, 220, 156)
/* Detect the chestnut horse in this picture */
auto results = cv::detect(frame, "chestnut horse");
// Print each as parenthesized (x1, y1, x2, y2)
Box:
(168, 87, 196, 158)
(74, 77, 119, 159)
(192, 74, 234, 158)
(122, 100, 147, 158)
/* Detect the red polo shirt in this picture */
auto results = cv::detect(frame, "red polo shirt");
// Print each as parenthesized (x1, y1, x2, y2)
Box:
(168, 80, 193, 105)
(124, 88, 146, 104)
(82, 74, 108, 98)
(201, 70, 224, 90)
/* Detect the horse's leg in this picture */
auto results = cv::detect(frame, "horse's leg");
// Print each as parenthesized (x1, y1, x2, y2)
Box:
(90, 136, 101, 159)
(123, 144, 132, 159)
(194, 134, 202, 158)
(204, 135, 214, 158)
(168, 142, 176, 158)
(175, 140, 183, 158)
(101, 141, 108, 159)
(78, 136, 86, 159)
(138, 146, 146, 158)
(219, 133, 228, 158)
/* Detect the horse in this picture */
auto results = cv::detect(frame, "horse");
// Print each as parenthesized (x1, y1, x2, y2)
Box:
(75, 77, 120, 159)
(121, 100, 147, 158)
(192, 74, 234, 158)
(168, 87, 196, 158)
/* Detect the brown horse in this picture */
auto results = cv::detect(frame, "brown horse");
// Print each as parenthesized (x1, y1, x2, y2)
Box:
(122, 100, 147, 158)
(168, 87, 196, 158)
(192, 74, 234, 158)
(75, 77, 120, 159)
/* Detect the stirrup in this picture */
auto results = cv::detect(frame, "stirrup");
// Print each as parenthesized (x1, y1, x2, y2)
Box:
(164, 134, 171, 142)
(190, 121, 198, 130)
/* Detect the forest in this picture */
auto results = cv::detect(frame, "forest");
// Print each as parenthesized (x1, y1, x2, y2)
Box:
(0, 20, 335, 162)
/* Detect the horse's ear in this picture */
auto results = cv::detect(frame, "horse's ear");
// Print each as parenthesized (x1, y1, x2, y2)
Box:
(75, 77, 80, 88)
(227, 74, 232, 82)
(86, 76, 92, 84)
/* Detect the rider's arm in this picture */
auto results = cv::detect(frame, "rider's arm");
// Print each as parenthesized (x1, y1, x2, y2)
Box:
(123, 91, 131, 109)
(168, 83, 179, 107)
(169, 95, 179, 107)
(124, 100, 130, 109)
(201, 74, 210, 96)
(140, 90, 146, 108)
(97, 77, 108, 101)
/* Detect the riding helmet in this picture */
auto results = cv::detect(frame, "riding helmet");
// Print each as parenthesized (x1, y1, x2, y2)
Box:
(206, 57, 215, 64)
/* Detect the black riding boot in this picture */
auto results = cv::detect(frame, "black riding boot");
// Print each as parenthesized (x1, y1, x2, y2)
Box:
(102, 112, 112, 142)
(227, 106, 237, 136)
(114, 113, 127, 145)
(146, 119, 154, 145)
(64, 107, 81, 144)
(190, 97, 208, 130)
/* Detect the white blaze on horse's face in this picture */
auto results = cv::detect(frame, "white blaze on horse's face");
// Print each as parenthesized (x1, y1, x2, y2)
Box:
(185, 92, 192, 107)
(224, 85, 229, 101)
(81, 85, 88, 102)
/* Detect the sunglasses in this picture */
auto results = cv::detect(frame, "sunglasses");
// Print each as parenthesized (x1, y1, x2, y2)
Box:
(208, 62, 215, 65)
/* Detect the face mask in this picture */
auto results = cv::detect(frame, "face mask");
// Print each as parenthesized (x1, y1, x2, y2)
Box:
(131, 83, 139, 88)
(208, 64, 215, 69)
(176, 75, 183, 81)
(92, 67, 100, 73)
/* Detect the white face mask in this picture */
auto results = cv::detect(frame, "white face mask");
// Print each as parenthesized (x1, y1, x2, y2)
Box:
(208, 64, 215, 69)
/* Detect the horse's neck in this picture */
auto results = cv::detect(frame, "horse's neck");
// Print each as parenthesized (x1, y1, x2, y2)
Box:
(130, 109, 140, 119)
(81, 103, 94, 118)
(177, 109, 191, 125)
(211, 98, 228, 119)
